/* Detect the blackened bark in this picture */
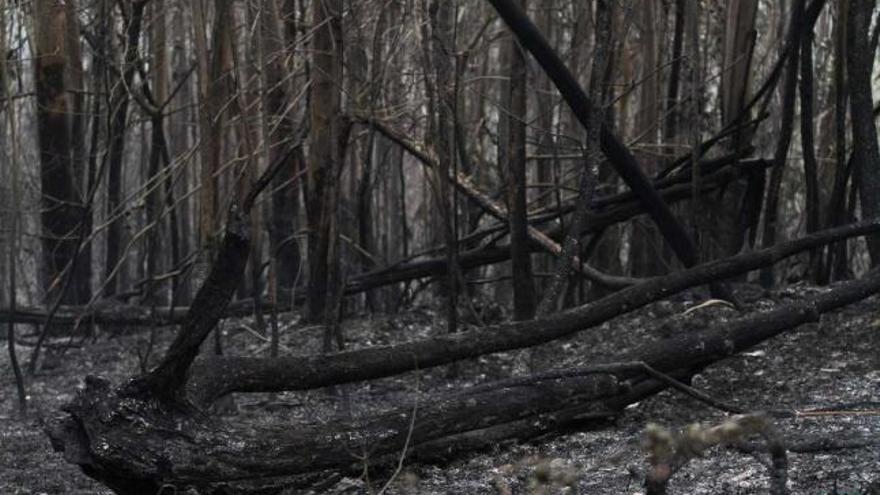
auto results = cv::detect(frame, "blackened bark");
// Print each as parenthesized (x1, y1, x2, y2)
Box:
(504, 0, 536, 320)
(264, 0, 301, 292)
(306, 0, 343, 322)
(799, 28, 821, 281)
(663, 0, 685, 147)
(34, 1, 89, 306)
(760, 0, 804, 287)
(104, 0, 146, 296)
(846, 0, 880, 264)
(536, 0, 609, 314)
(125, 206, 251, 403)
(428, 0, 461, 334)
(825, 0, 850, 282)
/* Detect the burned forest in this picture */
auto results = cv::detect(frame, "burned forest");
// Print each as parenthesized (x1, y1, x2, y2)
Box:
(1, 0, 880, 493)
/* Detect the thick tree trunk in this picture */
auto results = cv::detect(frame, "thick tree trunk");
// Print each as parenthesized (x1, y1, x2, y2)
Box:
(34, 0, 90, 306)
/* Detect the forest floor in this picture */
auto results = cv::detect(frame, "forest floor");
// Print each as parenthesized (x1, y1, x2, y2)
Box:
(1, 282, 879, 494)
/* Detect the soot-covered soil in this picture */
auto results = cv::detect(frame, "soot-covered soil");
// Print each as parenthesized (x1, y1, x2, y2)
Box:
(1, 283, 878, 494)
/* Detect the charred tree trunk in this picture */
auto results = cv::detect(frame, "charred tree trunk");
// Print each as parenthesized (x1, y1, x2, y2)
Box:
(264, 0, 302, 294)
(846, 0, 880, 265)
(34, 0, 90, 306)
(800, 26, 822, 282)
(713, 0, 760, 263)
(760, 0, 805, 287)
(502, 0, 536, 320)
(104, 0, 146, 296)
(305, 0, 344, 323)
(825, 0, 850, 282)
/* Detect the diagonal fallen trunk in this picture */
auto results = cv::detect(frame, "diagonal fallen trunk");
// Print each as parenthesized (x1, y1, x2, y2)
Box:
(189, 220, 880, 402)
(46, 268, 880, 493)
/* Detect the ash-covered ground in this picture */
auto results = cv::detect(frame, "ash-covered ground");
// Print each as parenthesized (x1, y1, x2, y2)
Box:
(2, 283, 878, 494)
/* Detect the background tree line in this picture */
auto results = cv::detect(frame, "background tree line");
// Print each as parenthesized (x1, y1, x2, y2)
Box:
(0, 0, 878, 353)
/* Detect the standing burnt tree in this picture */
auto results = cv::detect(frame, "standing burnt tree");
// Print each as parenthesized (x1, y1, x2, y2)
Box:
(33, 0, 90, 306)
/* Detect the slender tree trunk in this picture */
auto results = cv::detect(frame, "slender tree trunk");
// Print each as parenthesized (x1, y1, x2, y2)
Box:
(168, 0, 194, 304)
(714, 0, 759, 263)
(193, 0, 234, 268)
(306, 0, 344, 324)
(846, 0, 880, 265)
(536, 0, 610, 315)
(264, 0, 301, 294)
(104, 0, 146, 296)
(429, 0, 460, 334)
(825, 0, 849, 282)
(2, 1, 27, 417)
(663, 0, 685, 151)
(631, 0, 663, 277)
(144, 0, 170, 306)
(504, 0, 536, 320)
(760, 0, 804, 287)
(800, 26, 821, 281)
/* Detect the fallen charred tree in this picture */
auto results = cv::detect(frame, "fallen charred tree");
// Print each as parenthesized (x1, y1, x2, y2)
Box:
(190, 220, 880, 401)
(47, 267, 880, 493)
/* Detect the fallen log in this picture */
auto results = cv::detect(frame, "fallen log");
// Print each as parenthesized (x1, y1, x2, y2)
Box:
(189, 220, 880, 401)
(47, 267, 880, 493)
